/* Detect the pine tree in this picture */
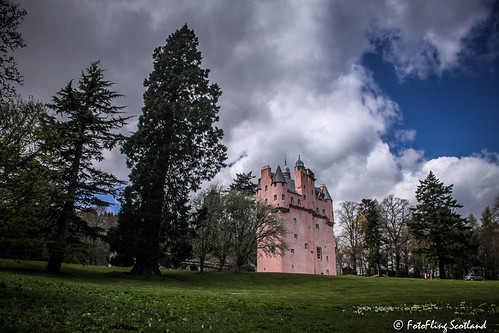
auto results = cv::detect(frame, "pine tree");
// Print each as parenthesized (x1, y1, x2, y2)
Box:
(45, 61, 128, 273)
(116, 25, 227, 276)
(359, 198, 383, 276)
(229, 172, 257, 193)
(409, 171, 470, 279)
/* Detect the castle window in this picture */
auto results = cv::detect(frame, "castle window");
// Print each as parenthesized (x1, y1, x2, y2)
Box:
(297, 199, 301, 206)
(291, 197, 294, 204)
(274, 195, 277, 201)
(282, 183, 285, 187)
(303, 185, 306, 190)
(293, 217, 297, 224)
(316, 208, 319, 213)
(315, 224, 319, 230)
(304, 243, 308, 250)
(292, 265, 294, 269)
(327, 269, 329, 275)
(322, 209, 326, 215)
(317, 247, 322, 260)
(265, 199, 268, 204)
(291, 249, 295, 254)
(282, 194, 285, 200)
(326, 256, 329, 261)
(265, 185, 268, 191)
(274, 183, 276, 187)
(294, 234, 298, 239)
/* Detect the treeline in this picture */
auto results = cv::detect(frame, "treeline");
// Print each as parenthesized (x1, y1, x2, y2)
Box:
(0, 1, 231, 275)
(110, 174, 287, 272)
(1, 2, 287, 276)
(335, 173, 499, 279)
(1, 1, 497, 279)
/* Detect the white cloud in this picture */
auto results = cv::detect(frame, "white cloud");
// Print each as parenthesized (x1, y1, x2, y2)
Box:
(207, 0, 498, 217)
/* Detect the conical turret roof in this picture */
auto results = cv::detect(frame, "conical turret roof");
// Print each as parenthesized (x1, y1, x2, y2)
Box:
(272, 165, 286, 183)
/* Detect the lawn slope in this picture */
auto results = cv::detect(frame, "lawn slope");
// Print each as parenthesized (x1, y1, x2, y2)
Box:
(1, 260, 497, 332)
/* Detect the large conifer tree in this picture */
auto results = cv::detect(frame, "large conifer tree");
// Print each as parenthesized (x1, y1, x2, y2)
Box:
(360, 198, 383, 276)
(409, 171, 470, 279)
(45, 61, 127, 273)
(116, 25, 227, 276)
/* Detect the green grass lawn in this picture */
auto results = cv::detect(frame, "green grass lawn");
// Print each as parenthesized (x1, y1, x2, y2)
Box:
(0, 260, 497, 332)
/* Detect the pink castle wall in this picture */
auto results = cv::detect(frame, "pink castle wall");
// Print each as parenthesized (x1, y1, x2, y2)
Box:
(256, 158, 337, 275)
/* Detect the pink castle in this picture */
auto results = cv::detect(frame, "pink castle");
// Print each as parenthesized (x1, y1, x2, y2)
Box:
(256, 156, 337, 275)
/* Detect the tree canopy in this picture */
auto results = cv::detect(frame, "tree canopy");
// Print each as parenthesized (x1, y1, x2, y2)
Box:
(409, 171, 470, 279)
(114, 24, 227, 276)
(45, 61, 128, 273)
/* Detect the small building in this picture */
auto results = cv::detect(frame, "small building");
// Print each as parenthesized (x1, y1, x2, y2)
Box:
(256, 156, 337, 275)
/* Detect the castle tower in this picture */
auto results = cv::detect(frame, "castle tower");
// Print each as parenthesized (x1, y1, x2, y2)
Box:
(256, 156, 337, 275)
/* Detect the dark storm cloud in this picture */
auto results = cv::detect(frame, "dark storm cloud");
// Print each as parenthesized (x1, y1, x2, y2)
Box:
(12, 0, 499, 216)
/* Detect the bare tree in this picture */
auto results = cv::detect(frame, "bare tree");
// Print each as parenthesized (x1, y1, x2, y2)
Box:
(225, 190, 288, 272)
(0, 0, 26, 101)
(79, 207, 118, 266)
(336, 201, 363, 274)
(190, 184, 225, 272)
(380, 194, 411, 276)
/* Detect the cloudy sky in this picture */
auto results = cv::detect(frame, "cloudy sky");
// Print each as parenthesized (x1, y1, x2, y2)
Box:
(14, 0, 499, 217)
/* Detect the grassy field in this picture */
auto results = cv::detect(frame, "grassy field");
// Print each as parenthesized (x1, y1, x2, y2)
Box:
(0, 260, 497, 332)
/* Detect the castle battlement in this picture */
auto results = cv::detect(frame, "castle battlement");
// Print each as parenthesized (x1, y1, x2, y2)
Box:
(256, 156, 337, 275)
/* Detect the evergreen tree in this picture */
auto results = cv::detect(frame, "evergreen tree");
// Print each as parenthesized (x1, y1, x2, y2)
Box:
(409, 171, 470, 279)
(229, 172, 257, 193)
(359, 198, 383, 276)
(45, 61, 128, 273)
(116, 25, 226, 276)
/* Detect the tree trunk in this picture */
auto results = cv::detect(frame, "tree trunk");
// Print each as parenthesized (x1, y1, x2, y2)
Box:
(46, 205, 72, 273)
(439, 259, 446, 279)
(130, 257, 161, 276)
(199, 255, 205, 273)
(46, 142, 82, 274)
(218, 254, 226, 271)
(395, 249, 401, 277)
